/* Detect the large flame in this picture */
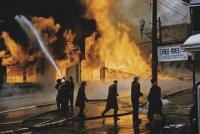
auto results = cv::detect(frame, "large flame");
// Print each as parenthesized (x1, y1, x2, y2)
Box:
(0, 32, 38, 83)
(56, 30, 80, 80)
(1, 32, 39, 66)
(63, 30, 80, 65)
(31, 16, 60, 45)
(81, 0, 151, 80)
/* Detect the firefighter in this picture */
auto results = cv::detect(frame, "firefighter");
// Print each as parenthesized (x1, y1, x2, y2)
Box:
(75, 81, 88, 117)
(69, 76, 75, 113)
(101, 80, 119, 121)
(131, 76, 143, 124)
(59, 79, 70, 113)
(146, 79, 167, 126)
(55, 79, 62, 111)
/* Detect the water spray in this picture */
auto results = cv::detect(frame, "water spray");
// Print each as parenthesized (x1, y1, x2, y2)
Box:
(14, 15, 62, 78)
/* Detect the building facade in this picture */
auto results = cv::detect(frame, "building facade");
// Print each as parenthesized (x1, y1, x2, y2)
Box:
(190, 0, 200, 34)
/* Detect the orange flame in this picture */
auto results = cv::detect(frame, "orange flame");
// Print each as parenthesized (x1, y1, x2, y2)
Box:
(6, 65, 36, 83)
(55, 30, 80, 79)
(1, 32, 38, 83)
(81, 0, 151, 80)
(0, 50, 9, 58)
(31, 16, 60, 45)
(1, 32, 38, 66)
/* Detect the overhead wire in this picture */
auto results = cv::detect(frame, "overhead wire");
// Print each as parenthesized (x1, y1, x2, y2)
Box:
(161, 0, 188, 15)
(158, 0, 188, 17)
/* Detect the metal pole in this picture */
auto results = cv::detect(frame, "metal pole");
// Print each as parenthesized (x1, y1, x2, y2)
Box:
(193, 52, 196, 99)
(158, 17, 163, 70)
(152, 0, 158, 83)
(158, 17, 162, 45)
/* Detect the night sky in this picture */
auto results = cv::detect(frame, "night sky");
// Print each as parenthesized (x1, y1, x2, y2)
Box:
(0, 0, 97, 57)
(0, 0, 84, 22)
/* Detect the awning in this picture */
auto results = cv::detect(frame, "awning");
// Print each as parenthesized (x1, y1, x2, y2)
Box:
(181, 34, 200, 52)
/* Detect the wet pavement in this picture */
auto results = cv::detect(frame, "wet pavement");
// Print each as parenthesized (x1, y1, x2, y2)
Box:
(0, 89, 193, 134)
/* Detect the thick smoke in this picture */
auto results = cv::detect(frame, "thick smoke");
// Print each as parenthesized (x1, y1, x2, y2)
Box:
(115, 0, 189, 26)
(114, 0, 190, 42)
(84, 79, 192, 100)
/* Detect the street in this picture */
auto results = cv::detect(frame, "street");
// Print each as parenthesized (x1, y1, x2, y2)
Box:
(0, 88, 192, 134)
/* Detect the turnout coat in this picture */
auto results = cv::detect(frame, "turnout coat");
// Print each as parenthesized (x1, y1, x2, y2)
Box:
(131, 81, 143, 103)
(147, 85, 163, 112)
(69, 80, 75, 99)
(55, 80, 62, 103)
(75, 85, 87, 109)
(105, 84, 119, 110)
(59, 82, 70, 104)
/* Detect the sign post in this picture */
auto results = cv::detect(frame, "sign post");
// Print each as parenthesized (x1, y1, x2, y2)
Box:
(158, 45, 188, 62)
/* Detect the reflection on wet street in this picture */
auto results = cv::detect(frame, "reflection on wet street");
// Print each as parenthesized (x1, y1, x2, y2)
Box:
(0, 89, 193, 134)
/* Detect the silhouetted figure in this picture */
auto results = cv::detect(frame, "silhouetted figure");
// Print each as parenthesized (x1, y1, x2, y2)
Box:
(101, 80, 119, 121)
(146, 79, 167, 126)
(75, 81, 87, 117)
(69, 76, 75, 113)
(131, 76, 143, 124)
(60, 79, 70, 113)
(55, 79, 62, 110)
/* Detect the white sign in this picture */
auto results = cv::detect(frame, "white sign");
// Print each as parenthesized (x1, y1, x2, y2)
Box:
(158, 45, 188, 62)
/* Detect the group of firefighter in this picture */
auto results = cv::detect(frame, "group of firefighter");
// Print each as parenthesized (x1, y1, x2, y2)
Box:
(55, 76, 167, 126)
(55, 76, 75, 114)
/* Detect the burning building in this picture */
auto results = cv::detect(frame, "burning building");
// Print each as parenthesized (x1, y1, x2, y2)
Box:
(80, 0, 151, 81)
(0, 32, 38, 84)
(0, 0, 153, 85)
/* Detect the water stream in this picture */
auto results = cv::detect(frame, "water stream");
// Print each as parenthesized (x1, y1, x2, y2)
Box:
(15, 15, 62, 78)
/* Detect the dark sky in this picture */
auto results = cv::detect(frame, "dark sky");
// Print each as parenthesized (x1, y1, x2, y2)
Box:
(0, 0, 84, 22)
(0, 0, 87, 35)
(0, 0, 97, 35)
(0, 0, 97, 58)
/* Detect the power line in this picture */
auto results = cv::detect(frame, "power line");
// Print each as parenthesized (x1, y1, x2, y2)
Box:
(160, 0, 187, 15)
(163, 0, 186, 14)
(158, 0, 188, 17)
(162, 0, 188, 14)
(166, 0, 189, 9)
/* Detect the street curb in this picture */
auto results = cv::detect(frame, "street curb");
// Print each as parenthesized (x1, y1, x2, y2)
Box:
(162, 89, 192, 99)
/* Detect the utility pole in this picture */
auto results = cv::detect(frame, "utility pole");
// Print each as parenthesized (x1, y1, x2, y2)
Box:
(152, 0, 158, 83)
(193, 52, 196, 99)
(158, 17, 162, 45)
(158, 17, 163, 70)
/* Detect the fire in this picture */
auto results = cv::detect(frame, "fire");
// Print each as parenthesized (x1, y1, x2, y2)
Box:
(0, 50, 9, 58)
(63, 29, 80, 65)
(56, 30, 80, 80)
(81, 0, 151, 80)
(81, 59, 100, 81)
(6, 65, 36, 83)
(1, 32, 38, 66)
(1, 32, 38, 83)
(31, 16, 60, 45)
